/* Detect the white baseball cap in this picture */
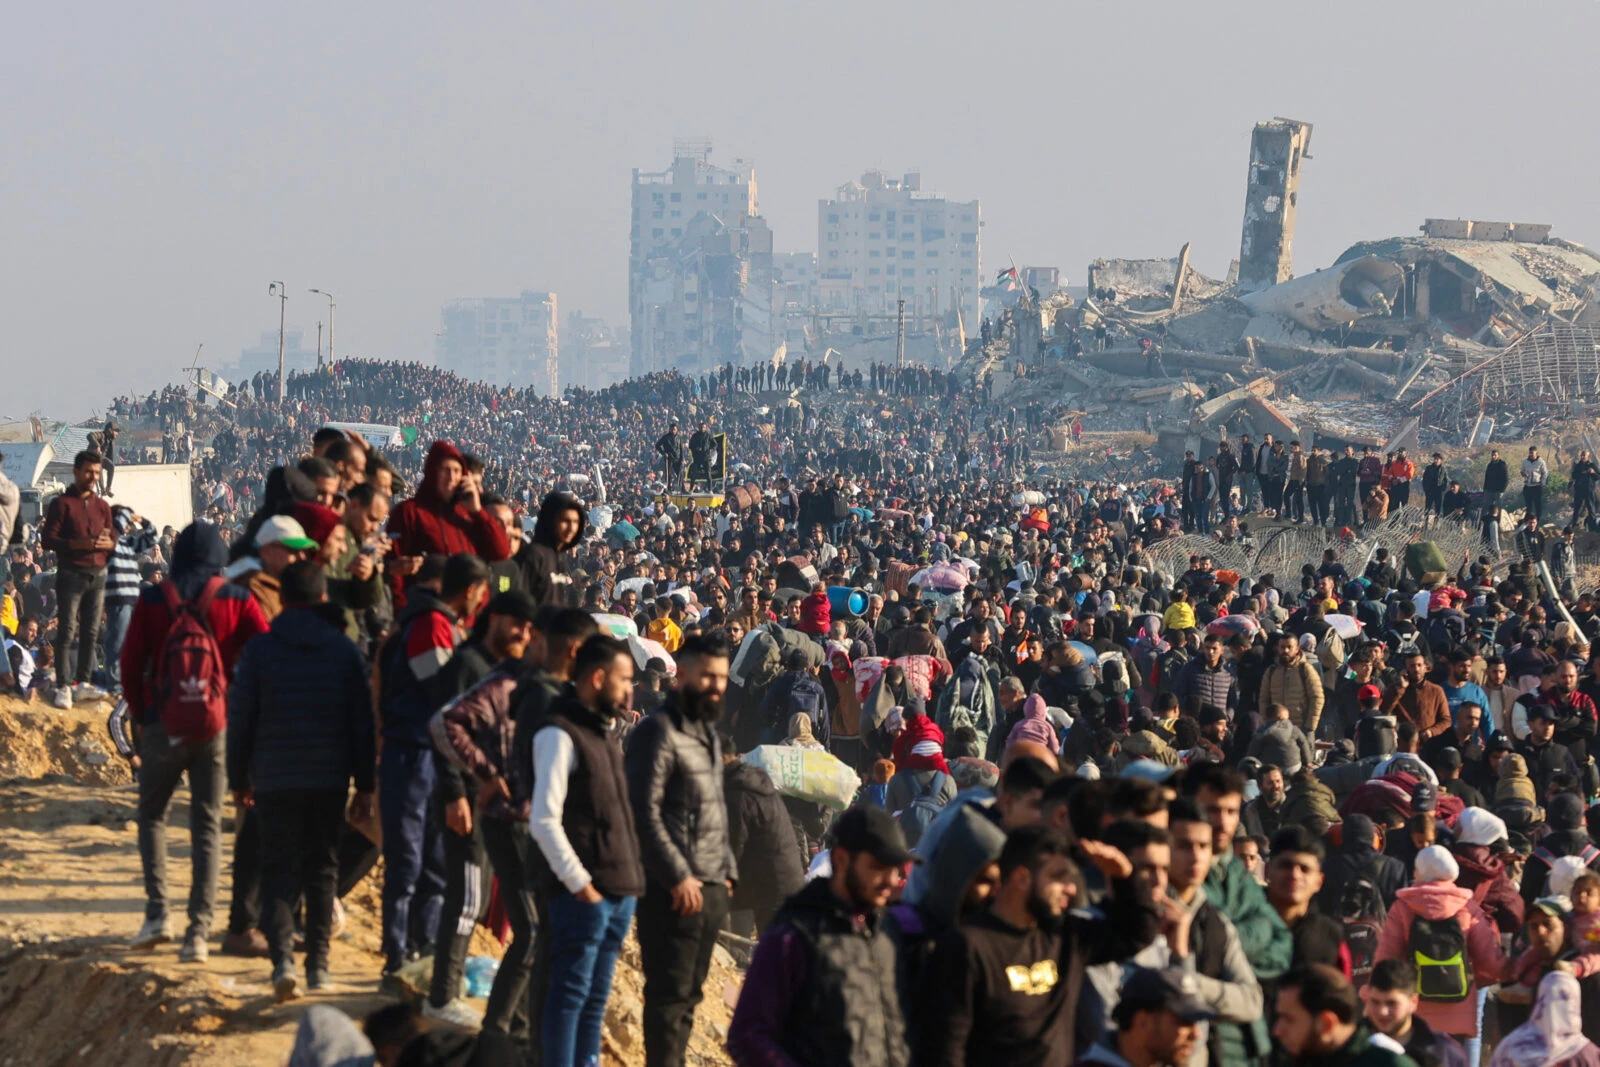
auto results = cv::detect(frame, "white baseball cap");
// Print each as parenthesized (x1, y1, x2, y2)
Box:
(255, 515, 317, 551)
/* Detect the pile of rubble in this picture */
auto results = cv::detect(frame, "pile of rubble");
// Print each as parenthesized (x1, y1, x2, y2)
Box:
(961, 117, 1600, 457)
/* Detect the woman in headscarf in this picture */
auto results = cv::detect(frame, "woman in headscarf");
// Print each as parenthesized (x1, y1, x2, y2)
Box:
(784, 712, 825, 751)
(1489, 971, 1600, 1067)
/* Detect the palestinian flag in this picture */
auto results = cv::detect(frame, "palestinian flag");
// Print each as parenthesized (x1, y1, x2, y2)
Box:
(995, 267, 1020, 289)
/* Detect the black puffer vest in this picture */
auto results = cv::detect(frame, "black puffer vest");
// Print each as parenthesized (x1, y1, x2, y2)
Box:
(773, 878, 909, 1067)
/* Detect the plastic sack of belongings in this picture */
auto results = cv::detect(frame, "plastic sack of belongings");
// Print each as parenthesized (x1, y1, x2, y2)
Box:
(741, 744, 862, 810)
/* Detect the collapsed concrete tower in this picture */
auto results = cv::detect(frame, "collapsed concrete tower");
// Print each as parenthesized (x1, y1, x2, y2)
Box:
(1237, 118, 1313, 295)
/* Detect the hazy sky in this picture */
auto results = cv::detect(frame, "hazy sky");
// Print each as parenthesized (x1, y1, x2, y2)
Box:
(6, 0, 1598, 420)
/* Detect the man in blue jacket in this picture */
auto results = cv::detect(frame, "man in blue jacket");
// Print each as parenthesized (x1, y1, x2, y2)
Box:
(227, 561, 375, 1002)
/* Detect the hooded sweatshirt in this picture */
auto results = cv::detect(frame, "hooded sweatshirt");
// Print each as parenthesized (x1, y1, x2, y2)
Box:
(516, 490, 583, 607)
(1374, 881, 1506, 1038)
(120, 521, 270, 726)
(1006, 694, 1061, 754)
(387, 440, 510, 606)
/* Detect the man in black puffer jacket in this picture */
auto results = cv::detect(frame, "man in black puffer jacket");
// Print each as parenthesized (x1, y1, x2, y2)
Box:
(226, 561, 375, 1000)
(624, 632, 739, 1067)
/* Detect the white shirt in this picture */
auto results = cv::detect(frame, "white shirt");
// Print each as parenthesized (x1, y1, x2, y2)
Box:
(528, 725, 588, 893)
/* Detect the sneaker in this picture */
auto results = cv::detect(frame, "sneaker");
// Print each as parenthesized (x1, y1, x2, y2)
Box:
(52, 686, 73, 710)
(422, 998, 483, 1030)
(220, 929, 270, 958)
(379, 969, 408, 997)
(74, 683, 108, 701)
(306, 968, 336, 993)
(330, 897, 346, 939)
(272, 962, 301, 1004)
(178, 933, 209, 963)
(130, 916, 172, 949)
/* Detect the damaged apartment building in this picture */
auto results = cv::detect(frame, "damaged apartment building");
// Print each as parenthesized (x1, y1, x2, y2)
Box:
(977, 116, 1600, 453)
(629, 142, 780, 376)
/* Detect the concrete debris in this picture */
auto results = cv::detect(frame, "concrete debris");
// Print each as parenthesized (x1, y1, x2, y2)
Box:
(956, 116, 1600, 453)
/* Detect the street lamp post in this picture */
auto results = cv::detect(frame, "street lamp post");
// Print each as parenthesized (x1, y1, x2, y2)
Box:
(309, 289, 335, 369)
(268, 281, 287, 403)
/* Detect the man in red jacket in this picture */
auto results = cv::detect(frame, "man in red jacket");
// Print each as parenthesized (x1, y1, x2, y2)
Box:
(121, 522, 269, 961)
(386, 441, 509, 607)
(40, 450, 115, 707)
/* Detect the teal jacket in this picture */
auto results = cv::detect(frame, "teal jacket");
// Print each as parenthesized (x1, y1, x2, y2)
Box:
(1204, 852, 1293, 1065)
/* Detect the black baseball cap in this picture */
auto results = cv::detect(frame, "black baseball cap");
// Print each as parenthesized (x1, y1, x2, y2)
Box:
(1118, 966, 1217, 1022)
(833, 805, 912, 866)
(1411, 782, 1438, 813)
(1437, 747, 1463, 771)
(1528, 703, 1560, 724)
(486, 590, 540, 623)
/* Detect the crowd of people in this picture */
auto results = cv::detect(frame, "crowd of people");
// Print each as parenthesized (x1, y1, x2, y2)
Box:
(3, 355, 1600, 1067)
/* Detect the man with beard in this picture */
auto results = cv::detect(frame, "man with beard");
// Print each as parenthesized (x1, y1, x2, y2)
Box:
(527, 635, 645, 1067)
(624, 633, 739, 1067)
(728, 805, 912, 1067)
(1272, 964, 1413, 1066)
(1074, 966, 1216, 1067)
(1243, 763, 1287, 841)
(1361, 959, 1468, 1067)
(917, 825, 1158, 1066)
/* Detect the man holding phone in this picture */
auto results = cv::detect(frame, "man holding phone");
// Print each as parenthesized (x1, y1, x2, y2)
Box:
(385, 441, 509, 608)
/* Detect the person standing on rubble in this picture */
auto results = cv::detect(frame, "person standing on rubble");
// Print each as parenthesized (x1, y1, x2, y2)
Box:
(1387, 449, 1415, 511)
(1285, 441, 1308, 524)
(1569, 449, 1599, 530)
(1238, 435, 1258, 514)
(1253, 433, 1276, 517)
(1215, 442, 1240, 519)
(1330, 445, 1360, 528)
(1305, 445, 1330, 528)
(1482, 448, 1509, 513)
(1522, 446, 1549, 524)
(1422, 453, 1450, 518)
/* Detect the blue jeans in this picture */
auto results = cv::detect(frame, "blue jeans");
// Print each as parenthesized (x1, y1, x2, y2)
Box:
(103, 601, 134, 688)
(542, 890, 637, 1067)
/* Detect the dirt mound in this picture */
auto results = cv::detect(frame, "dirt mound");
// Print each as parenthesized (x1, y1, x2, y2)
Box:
(0, 944, 237, 1065)
(0, 694, 129, 785)
(603, 934, 741, 1066)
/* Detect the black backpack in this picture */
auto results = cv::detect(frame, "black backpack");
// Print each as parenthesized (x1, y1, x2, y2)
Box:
(1409, 914, 1470, 1002)
(1338, 875, 1388, 984)
(1357, 714, 1398, 760)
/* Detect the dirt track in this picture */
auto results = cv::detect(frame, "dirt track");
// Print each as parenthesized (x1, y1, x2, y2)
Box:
(0, 697, 739, 1066)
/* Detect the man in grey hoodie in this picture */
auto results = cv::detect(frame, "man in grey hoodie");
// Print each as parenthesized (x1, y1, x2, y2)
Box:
(1248, 703, 1314, 778)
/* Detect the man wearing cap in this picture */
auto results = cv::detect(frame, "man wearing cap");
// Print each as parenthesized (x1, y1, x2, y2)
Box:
(919, 824, 1158, 1067)
(424, 588, 538, 1028)
(218, 514, 317, 959)
(1432, 747, 1486, 810)
(1272, 964, 1414, 1065)
(728, 804, 911, 1067)
(1074, 965, 1216, 1067)
(1516, 705, 1583, 802)
(226, 561, 376, 1000)
(233, 515, 317, 622)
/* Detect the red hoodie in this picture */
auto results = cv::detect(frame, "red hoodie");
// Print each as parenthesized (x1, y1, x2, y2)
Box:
(798, 590, 832, 636)
(387, 440, 511, 606)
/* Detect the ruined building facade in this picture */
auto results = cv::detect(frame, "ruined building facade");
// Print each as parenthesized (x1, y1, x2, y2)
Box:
(629, 144, 778, 375)
(1237, 119, 1313, 295)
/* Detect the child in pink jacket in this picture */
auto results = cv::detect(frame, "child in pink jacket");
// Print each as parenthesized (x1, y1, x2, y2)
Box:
(1374, 845, 1507, 1039)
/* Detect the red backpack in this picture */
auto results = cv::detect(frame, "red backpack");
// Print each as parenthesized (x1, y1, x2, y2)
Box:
(156, 577, 230, 745)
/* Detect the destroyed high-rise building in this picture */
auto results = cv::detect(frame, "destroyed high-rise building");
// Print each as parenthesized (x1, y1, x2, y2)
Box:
(629, 142, 777, 376)
(1237, 118, 1313, 295)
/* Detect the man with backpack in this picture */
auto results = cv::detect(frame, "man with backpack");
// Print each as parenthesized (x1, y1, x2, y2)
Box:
(120, 521, 270, 958)
(1373, 846, 1506, 1043)
(758, 650, 829, 747)
(225, 561, 375, 999)
(1316, 814, 1404, 980)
